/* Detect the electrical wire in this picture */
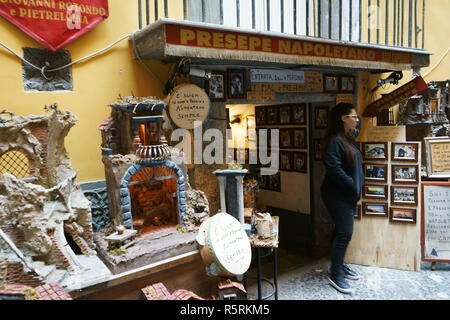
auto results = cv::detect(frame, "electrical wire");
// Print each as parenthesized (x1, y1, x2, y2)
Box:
(0, 32, 164, 85)
(422, 47, 450, 79)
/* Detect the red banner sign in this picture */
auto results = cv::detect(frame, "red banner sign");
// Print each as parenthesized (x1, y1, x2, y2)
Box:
(363, 76, 428, 117)
(0, 0, 108, 51)
(165, 24, 413, 66)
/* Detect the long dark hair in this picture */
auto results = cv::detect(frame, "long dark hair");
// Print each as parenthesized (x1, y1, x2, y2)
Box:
(322, 103, 356, 166)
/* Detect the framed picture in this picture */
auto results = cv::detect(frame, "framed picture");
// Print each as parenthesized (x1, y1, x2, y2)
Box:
(363, 163, 388, 183)
(362, 201, 388, 217)
(391, 142, 419, 162)
(323, 74, 339, 93)
(363, 184, 388, 200)
(268, 172, 281, 192)
(293, 152, 307, 173)
(391, 186, 418, 206)
(292, 103, 306, 125)
(354, 204, 362, 220)
(392, 164, 419, 184)
(228, 69, 246, 99)
(255, 106, 267, 125)
(279, 129, 292, 148)
(389, 207, 417, 224)
(362, 142, 388, 161)
(280, 151, 292, 171)
(424, 137, 450, 178)
(257, 171, 268, 189)
(315, 106, 329, 129)
(205, 71, 225, 101)
(340, 75, 355, 93)
(313, 138, 323, 161)
(266, 106, 280, 125)
(292, 128, 307, 149)
(279, 105, 292, 124)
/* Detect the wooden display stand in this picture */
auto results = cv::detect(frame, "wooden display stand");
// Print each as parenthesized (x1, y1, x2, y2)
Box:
(345, 140, 422, 271)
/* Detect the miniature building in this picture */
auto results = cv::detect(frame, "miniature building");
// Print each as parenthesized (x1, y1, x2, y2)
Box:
(94, 97, 210, 274)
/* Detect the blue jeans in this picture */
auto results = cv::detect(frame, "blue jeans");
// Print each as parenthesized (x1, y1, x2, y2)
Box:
(322, 197, 355, 280)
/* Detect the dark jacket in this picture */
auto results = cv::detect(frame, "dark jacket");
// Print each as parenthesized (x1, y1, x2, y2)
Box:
(321, 135, 364, 204)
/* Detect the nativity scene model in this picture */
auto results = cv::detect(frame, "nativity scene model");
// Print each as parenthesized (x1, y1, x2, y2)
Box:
(0, 98, 211, 297)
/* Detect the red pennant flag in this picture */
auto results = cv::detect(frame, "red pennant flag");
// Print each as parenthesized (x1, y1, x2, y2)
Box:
(0, 0, 109, 52)
(363, 76, 428, 118)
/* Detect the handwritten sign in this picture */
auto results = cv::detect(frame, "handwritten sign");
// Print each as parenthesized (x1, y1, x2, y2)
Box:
(362, 125, 406, 142)
(168, 84, 211, 129)
(336, 94, 354, 104)
(251, 71, 323, 92)
(421, 182, 450, 262)
(206, 212, 251, 276)
(425, 137, 450, 178)
(246, 91, 275, 100)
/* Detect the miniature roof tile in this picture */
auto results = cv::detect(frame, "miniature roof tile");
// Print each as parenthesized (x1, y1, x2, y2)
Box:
(98, 116, 114, 131)
(218, 280, 247, 293)
(141, 283, 206, 300)
(141, 282, 171, 300)
(35, 283, 72, 300)
(0, 283, 71, 300)
(171, 289, 205, 301)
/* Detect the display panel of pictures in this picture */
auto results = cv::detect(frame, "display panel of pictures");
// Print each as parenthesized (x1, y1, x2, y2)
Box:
(340, 75, 355, 93)
(363, 163, 388, 183)
(266, 106, 280, 125)
(292, 128, 307, 149)
(315, 106, 329, 129)
(206, 71, 225, 101)
(292, 104, 306, 125)
(293, 152, 307, 173)
(362, 142, 388, 161)
(389, 207, 417, 224)
(279, 129, 292, 148)
(279, 105, 292, 124)
(324, 74, 339, 93)
(280, 151, 292, 171)
(258, 171, 281, 192)
(390, 186, 418, 206)
(391, 142, 419, 162)
(255, 106, 267, 125)
(228, 69, 246, 99)
(392, 164, 419, 184)
(362, 201, 388, 217)
(363, 184, 388, 200)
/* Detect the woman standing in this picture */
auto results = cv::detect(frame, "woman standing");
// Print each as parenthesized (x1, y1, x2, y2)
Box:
(321, 103, 364, 294)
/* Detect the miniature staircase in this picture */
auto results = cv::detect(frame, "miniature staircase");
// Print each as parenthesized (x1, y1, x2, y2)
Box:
(29, 261, 68, 284)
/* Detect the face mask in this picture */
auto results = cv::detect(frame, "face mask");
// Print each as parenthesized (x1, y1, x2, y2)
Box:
(346, 128, 360, 139)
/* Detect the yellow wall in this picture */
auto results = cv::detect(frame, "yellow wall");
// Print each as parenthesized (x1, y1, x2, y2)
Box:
(0, 1, 181, 182)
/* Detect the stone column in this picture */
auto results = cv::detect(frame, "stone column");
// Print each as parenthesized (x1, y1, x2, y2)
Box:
(217, 175, 227, 213)
(235, 175, 245, 224)
(213, 169, 247, 224)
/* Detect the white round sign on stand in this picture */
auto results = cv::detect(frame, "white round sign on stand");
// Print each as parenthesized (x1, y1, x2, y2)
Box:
(197, 212, 251, 277)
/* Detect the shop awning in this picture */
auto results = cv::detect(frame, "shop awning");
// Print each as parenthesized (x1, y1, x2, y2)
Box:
(131, 18, 432, 72)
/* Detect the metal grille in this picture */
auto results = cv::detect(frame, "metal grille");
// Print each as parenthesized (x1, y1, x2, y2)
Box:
(129, 166, 177, 186)
(0, 150, 30, 179)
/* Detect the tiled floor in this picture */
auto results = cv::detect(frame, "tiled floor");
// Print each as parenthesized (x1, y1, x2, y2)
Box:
(246, 248, 450, 300)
